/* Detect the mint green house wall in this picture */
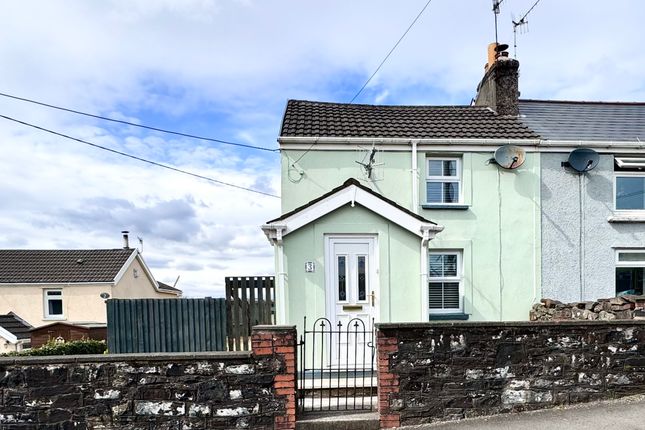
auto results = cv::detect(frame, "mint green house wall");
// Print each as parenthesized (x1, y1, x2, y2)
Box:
(279, 146, 541, 323)
(282, 204, 422, 334)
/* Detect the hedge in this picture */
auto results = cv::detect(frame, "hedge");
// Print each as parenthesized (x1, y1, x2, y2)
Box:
(2, 339, 107, 356)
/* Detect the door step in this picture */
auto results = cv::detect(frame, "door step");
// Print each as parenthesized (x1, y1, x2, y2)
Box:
(296, 411, 379, 430)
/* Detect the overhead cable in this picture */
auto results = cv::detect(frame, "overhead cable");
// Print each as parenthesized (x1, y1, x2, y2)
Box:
(0, 114, 280, 198)
(0, 91, 278, 153)
(348, 0, 434, 104)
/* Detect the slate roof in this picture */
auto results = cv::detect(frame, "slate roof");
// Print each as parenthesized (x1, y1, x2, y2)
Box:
(280, 99, 540, 140)
(519, 99, 645, 142)
(0, 313, 32, 340)
(266, 178, 436, 225)
(0, 249, 135, 284)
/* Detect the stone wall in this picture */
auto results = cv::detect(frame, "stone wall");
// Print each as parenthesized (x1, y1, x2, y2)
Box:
(530, 296, 645, 321)
(0, 326, 297, 429)
(377, 321, 645, 428)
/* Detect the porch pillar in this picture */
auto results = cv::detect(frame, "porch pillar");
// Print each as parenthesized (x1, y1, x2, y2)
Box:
(252, 325, 297, 430)
(377, 327, 401, 428)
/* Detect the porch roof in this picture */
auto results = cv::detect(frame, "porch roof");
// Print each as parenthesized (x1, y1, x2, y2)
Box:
(262, 178, 443, 243)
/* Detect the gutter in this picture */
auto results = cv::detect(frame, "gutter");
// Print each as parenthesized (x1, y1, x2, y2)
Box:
(279, 136, 542, 146)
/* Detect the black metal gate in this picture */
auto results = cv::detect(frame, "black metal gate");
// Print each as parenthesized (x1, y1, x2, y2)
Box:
(298, 317, 376, 413)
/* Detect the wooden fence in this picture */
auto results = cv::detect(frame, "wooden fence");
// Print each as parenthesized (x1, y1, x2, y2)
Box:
(107, 298, 227, 353)
(225, 276, 275, 351)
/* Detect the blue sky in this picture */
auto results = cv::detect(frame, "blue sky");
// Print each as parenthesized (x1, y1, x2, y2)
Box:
(0, 0, 643, 297)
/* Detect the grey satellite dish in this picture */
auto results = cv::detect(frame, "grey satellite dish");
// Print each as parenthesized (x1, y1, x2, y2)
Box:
(492, 145, 525, 169)
(100, 292, 110, 299)
(567, 148, 599, 172)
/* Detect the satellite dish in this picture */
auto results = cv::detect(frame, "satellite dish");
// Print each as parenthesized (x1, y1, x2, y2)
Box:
(567, 148, 599, 172)
(100, 292, 110, 300)
(492, 145, 525, 169)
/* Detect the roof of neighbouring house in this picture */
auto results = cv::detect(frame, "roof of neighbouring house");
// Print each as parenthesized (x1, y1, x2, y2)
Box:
(280, 99, 540, 140)
(0, 248, 136, 283)
(0, 312, 32, 340)
(519, 99, 645, 142)
(157, 281, 182, 294)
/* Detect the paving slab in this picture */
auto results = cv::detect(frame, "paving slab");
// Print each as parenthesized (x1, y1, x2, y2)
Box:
(399, 395, 645, 430)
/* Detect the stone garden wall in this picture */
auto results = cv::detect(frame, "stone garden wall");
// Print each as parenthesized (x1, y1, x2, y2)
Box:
(377, 321, 645, 428)
(530, 296, 645, 321)
(0, 326, 297, 430)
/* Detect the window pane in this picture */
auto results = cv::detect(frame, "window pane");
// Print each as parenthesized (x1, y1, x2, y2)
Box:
(428, 160, 442, 176)
(443, 160, 457, 177)
(357, 256, 366, 301)
(47, 291, 62, 296)
(616, 177, 645, 210)
(444, 182, 459, 203)
(338, 256, 346, 301)
(443, 282, 460, 308)
(616, 267, 645, 295)
(48, 299, 63, 315)
(443, 255, 458, 277)
(429, 282, 443, 309)
(426, 181, 442, 203)
(618, 252, 645, 262)
(429, 255, 443, 277)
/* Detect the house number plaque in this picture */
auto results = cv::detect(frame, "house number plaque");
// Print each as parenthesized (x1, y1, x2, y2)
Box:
(305, 261, 315, 273)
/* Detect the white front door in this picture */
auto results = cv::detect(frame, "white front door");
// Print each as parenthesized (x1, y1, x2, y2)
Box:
(326, 236, 378, 367)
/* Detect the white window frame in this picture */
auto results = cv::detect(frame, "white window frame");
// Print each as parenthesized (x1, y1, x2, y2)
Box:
(43, 289, 65, 320)
(615, 250, 645, 296)
(426, 157, 462, 205)
(428, 250, 464, 314)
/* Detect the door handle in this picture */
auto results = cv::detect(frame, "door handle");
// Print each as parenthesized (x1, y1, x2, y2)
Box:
(369, 291, 376, 307)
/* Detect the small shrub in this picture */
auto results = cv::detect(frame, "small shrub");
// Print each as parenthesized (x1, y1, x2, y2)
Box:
(2, 339, 107, 357)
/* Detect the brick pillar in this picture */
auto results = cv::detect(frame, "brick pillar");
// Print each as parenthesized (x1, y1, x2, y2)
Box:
(252, 325, 297, 430)
(377, 328, 400, 429)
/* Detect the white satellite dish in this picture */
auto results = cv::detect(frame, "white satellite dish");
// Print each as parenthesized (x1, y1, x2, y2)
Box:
(491, 145, 526, 169)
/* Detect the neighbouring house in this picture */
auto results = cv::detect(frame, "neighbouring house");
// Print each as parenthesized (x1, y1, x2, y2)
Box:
(0, 233, 181, 328)
(519, 99, 645, 302)
(263, 45, 544, 328)
(0, 312, 32, 353)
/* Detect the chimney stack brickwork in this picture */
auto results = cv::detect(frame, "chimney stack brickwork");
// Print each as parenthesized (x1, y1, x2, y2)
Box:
(474, 58, 520, 117)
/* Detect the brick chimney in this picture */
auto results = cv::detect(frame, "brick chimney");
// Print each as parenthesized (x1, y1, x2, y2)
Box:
(473, 42, 520, 116)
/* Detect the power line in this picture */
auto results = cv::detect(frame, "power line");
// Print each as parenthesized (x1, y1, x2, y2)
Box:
(0, 114, 280, 198)
(348, 0, 434, 104)
(0, 91, 278, 153)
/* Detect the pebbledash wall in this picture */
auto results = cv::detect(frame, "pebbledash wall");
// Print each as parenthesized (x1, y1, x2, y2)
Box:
(0, 326, 297, 430)
(377, 321, 645, 428)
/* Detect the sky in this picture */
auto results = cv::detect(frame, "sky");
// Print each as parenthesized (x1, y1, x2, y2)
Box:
(0, 0, 643, 297)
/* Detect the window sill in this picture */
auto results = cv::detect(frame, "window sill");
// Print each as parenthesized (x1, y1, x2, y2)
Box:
(422, 204, 470, 210)
(43, 317, 66, 321)
(428, 313, 469, 321)
(608, 213, 645, 223)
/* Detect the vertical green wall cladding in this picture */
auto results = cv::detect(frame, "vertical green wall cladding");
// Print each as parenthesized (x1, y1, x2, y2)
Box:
(280, 148, 541, 323)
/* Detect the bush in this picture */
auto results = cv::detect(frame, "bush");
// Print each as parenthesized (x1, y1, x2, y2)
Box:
(3, 339, 107, 357)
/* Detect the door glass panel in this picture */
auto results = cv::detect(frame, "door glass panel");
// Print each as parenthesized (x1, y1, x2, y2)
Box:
(616, 267, 645, 295)
(618, 252, 645, 263)
(357, 256, 366, 301)
(338, 256, 346, 301)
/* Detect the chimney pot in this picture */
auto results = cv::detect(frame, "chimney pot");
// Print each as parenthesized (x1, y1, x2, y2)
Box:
(121, 231, 130, 249)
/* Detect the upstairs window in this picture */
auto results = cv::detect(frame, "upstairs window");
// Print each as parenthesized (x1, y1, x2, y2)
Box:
(426, 158, 461, 204)
(428, 251, 463, 314)
(615, 157, 645, 210)
(616, 250, 645, 296)
(44, 289, 64, 319)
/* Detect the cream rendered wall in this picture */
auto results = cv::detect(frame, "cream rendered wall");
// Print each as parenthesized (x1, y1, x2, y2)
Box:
(282, 204, 421, 329)
(0, 284, 110, 327)
(112, 257, 172, 299)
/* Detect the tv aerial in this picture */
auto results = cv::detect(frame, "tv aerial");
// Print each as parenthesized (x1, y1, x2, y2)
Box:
(355, 143, 383, 180)
(512, 0, 543, 57)
(562, 148, 599, 173)
(489, 145, 526, 169)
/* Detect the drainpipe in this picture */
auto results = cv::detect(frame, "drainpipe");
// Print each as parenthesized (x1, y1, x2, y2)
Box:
(274, 228, 287, 324)
(411, 140, 419, 214)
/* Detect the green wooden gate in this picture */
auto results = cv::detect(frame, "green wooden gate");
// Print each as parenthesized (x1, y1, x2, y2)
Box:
(107, 298, 227, 353)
